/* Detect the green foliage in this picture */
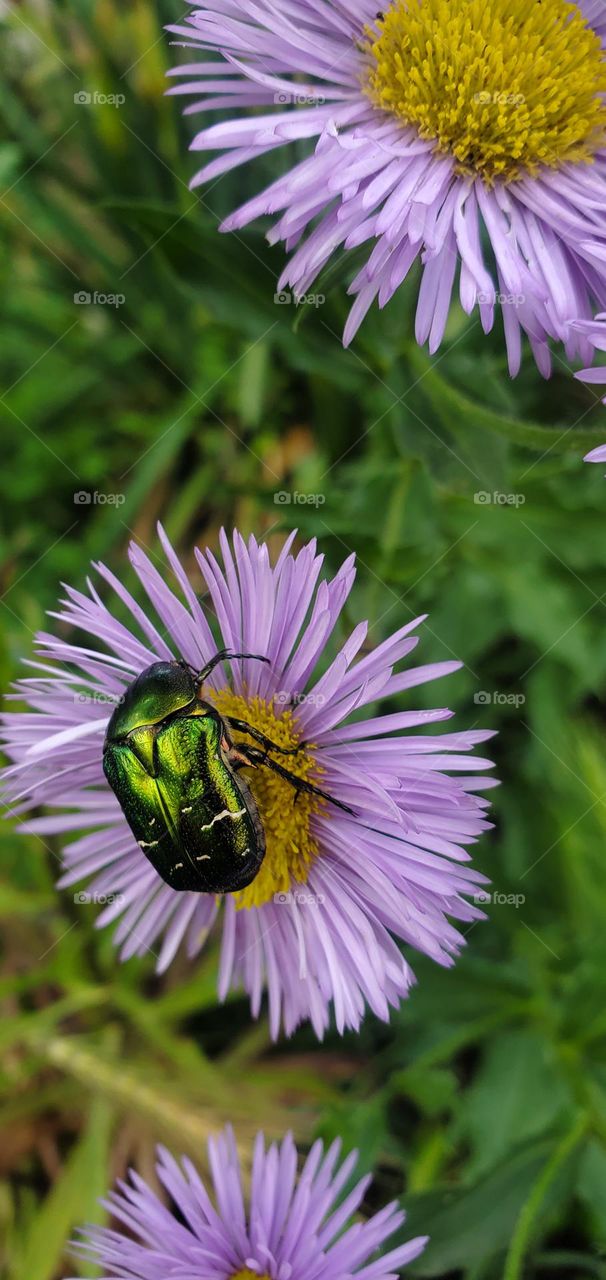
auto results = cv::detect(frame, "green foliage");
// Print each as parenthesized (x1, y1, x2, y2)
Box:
(1, 2, 606, 1278)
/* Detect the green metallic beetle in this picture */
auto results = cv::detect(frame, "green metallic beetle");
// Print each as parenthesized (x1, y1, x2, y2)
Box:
(102, 649, 353, 894)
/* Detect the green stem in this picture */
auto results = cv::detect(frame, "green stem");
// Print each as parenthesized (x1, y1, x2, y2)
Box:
(503, 1115, 589, 1280)
(36, 1034, 299, 1162)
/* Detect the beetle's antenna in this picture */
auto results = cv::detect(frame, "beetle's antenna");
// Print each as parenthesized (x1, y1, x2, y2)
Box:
(196, 650, 270, 685)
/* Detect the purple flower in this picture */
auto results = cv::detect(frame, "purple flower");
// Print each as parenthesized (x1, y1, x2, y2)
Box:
(2, 528, 496, 1038)
(168, 0, 606, 376)
(69, 1127, 428, 1280)
(571, 313, 606, 463)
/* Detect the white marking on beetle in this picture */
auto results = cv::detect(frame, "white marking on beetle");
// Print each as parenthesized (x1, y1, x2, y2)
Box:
(139, 839, 159, 849)
(200, 808, 246, 832)
(196, 854, 211, 862)
(174, 862, 184, 870)
(181, 806, 193, 814)
(149, 818, 156, 826)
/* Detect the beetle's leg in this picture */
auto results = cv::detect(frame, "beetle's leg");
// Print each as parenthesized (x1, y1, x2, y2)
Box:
(197, 650, 270, 685)
(237, 744, 355, 816)
(226, 717, 307, 757)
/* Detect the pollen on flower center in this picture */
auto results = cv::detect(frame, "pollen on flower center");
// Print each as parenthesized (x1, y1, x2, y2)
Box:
(208, 688, 323, 910)
(364, 0, 606, 182)
(231, 1271, 271, 1280)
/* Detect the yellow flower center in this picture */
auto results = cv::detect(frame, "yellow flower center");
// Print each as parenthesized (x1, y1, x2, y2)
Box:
(365, 0, 606, 182)
(209, 688, 323, 910)
(231, 1272, 271, 1280)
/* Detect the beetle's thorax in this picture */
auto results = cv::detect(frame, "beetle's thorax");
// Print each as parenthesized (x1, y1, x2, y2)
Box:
(105, 660, 197, 743)
(107, 696, 223, 777)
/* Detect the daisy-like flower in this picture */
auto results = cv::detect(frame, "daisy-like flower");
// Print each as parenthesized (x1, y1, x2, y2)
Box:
(584, 443, 606, 461)
(2, 528, 495, 1038)
(574, 308, 606, 402)
(69, 1127, 428, 1280)
(570, 312, 606, 465)
(168, 0, 606, 376)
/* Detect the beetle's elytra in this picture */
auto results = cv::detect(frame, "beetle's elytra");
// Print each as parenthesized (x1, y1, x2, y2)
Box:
(103, 650, 353, 895)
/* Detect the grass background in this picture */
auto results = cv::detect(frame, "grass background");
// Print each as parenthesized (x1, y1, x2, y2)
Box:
(2, 2, 606, 1277)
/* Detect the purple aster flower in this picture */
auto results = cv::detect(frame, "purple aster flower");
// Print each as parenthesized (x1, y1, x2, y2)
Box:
(570, 312, 606, 464)
(575, 312, 606, 390)
(69, 1127, 428, 1280)
(167, 0, 606, 376)
(2, 527, 496, 1038)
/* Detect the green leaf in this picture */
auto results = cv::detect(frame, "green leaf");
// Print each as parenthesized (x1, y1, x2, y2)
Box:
(407, 346, 606, 453)
(15, 1097, 113, 1280)
(504, 1116, 588, 1280)
(391, 1066, 458, 1118)
(316, 1094, 388, 1178)
(458, 1029, 574, 1177)
(577, 1139, 606, 1236)
(403, 1139, 574, 1277)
